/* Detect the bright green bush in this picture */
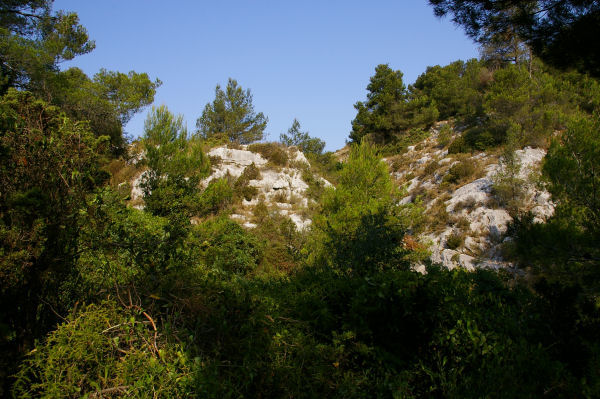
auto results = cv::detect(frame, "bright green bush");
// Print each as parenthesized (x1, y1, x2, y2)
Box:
(194, 217, 264, 274)
(309, 142, 423, 275)
(13, 301, 191, 398)
(74, 189, 199, 299)
(141, 105, 210, 217)
(199, 178, 234, 215)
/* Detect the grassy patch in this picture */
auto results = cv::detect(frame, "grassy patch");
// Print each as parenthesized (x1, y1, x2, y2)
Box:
(248, 142, 289, 166)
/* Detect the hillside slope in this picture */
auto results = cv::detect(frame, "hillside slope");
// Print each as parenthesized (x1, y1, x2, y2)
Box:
(383, 122, 554, 270)
(122, 129, 554, 271)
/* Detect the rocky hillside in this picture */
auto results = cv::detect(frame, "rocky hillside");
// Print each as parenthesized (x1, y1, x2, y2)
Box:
(382, 122, 554, 270)
(126, 143, 331, 231)
(123, 127, 554, 271)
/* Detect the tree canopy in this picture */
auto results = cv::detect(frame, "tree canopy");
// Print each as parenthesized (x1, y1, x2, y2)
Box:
(429, 0, 600, 77)
(350, 64, 438, 145)
(279, 118, 325, 155)
(0, 1, 160, 152)
(196, 78, 268, 144)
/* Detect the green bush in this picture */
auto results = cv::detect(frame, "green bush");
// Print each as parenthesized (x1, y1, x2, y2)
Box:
(437, 123, 453, 147)
(443, 160, 478, 185)
(234, 163, 261, 201)
(446, 231, 464, 249)
(14, 301, 191, 398)
(308, 142, 423, 275)
(199, 178, 234, 215)
(194, 217, 264, 274)
(448, 135, 469, 153)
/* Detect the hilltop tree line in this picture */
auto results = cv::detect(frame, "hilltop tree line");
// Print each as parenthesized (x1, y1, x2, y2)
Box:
(1, 0, 600, 397)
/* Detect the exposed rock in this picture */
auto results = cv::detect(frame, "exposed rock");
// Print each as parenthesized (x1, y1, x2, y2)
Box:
(289, 148, 310, 164)
(129, 144, 328, 231)
(130, 171, 147, 202)
(445, 178, 492, 212)
(204, 146, 268, 184)
(389, 124, 555, 271)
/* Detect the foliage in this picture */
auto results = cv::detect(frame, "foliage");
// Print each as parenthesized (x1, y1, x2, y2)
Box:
(194, 216, 264, 275)
(141, 105, 210, 217)
(14, 300, 192, 398)
(233, 162, 260, 201)
(0, 90, 109, 394)
(247, 142, 289, 166)
(378, 56, 599, 154)
(350, 64, 438, 144)
(0, 1, 51, 36)
(280, 118, 325, 155)
(445, 231, 464, 249)
(0, 2, 158, 152)
(436, 123, 453, 147)
(4, 5, 600, 397)
(48, 67, 161, 151)
(492, 142, 526, 214)
(0, 8, 95, 94)
(506, 115, 600, 293)
(429, 0, 600, 77)
(412, 59, 488, 121)
(309, 142, 421, 275)
(196, 78, 268, 144)
(74, 189, 197, 297)
(544, 115, 600, 234)
(198, 178, 234, 216)
(443, 159, 478, 185)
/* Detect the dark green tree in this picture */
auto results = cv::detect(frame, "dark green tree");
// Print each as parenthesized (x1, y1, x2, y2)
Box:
(0, 89, 109, 393)
(196, 78, 268, 144)
(350, 64, 407, 143)
(0, 1, 50, 35)
(429, 0, 600, 77)
(412, 58, 487, 121)
(279, 118, 325, 155)
(48, 67, 161, 151)
(0, 6, 95, 94)
(544, 115, 600, 236)
(0, 2, 159, 152)
(350, 64, 438, 144)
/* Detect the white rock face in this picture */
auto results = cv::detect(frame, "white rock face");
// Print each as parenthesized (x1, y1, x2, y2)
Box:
(445, 178, 492, 212)
(128, 144, 327, 232)
(390, 124, 555, 271)
(467, 208, 513, 238)
(209, 146, 268, 167)
(207, 145, 329, 230)
(515, 147, 546, 179)
(204, 146, 268, 184)
(249, 168, 309, 201)
(130, 171, 148, 202)
(289, 148, 310, 164)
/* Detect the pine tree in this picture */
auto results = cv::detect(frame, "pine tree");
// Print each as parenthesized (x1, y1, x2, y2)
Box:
(279, 118, 325, 155)
(196, 78, 268, 144)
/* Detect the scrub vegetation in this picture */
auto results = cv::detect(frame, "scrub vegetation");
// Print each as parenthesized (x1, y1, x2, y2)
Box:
(1, 1, 600, 397)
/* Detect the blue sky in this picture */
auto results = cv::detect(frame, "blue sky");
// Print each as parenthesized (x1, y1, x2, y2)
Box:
(52, 0, 479, 151)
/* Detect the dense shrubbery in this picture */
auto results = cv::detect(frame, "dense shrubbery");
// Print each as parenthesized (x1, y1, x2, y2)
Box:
(5, 114, 600, 397)
(352, 57, 600, 154)
(3, 3, 600, 395)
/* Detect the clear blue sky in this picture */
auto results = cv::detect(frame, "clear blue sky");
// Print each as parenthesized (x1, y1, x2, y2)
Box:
(52, 0, 478, 151)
